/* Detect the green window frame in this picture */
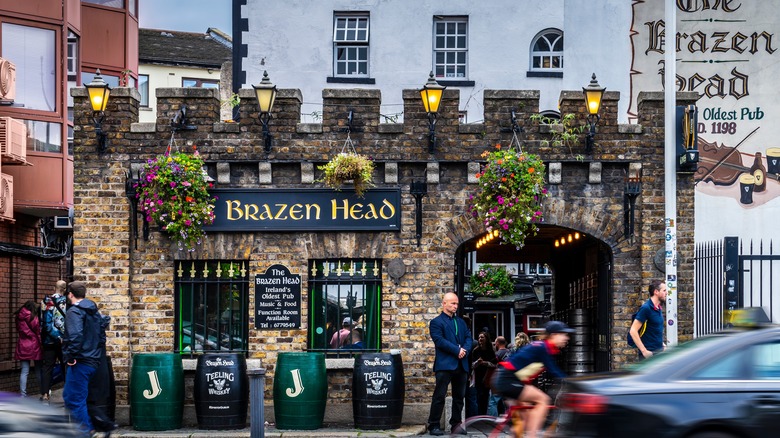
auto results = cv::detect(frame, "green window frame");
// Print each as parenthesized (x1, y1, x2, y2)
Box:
(308, 259, 382, 355)
(174, 260, 249, 356)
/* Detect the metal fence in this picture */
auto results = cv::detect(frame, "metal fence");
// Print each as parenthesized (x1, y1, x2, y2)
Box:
(695, 238, 780, 337)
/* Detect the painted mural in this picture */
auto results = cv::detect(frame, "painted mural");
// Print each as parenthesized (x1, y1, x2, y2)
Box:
(631, 0, 780, 241)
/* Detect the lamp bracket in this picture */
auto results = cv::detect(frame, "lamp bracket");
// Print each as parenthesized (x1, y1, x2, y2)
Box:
(339, 109, 362, 133)
(171, 104, 197, 132)
(501, 110, 524, 134)
(125, 169, 149, 249)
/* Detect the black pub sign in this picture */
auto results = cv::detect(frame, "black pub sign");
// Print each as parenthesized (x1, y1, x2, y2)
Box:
(207, 188, 401, 231)
(255, 264, 301, 329)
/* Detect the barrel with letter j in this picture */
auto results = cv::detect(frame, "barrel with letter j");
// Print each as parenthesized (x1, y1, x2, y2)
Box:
(130, 353, 184, 431)
(273, 352, 327, 429)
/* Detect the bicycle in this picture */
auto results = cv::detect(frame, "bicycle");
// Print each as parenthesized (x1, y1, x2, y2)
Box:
(453, 403, 558, 437)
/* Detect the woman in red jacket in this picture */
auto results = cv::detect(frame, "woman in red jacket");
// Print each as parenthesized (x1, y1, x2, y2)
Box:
(15, 300, 43, 398)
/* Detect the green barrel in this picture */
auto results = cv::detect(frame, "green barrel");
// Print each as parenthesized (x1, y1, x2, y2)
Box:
(130, 353, 184, 431)
(273, 352, 327, 429)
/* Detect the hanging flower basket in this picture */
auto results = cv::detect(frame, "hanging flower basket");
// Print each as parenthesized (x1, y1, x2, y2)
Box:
(470, 264, 514, 298)
(318, 152, 375, 197)
(468, 144, 549, 249)
(136, 146, 216, 251)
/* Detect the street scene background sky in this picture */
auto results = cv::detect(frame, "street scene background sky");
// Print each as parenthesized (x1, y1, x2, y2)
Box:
(139, 0, 231, 33)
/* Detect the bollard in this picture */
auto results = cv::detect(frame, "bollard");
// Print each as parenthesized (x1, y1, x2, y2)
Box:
(248, 368, 266, 438)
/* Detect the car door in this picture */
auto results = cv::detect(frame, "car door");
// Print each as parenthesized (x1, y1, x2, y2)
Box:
(683, 337, 780, 437)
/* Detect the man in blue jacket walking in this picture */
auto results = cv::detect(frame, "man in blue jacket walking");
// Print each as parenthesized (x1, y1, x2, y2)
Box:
(62, 281, 104, 436)
(427, 292, 472, 435)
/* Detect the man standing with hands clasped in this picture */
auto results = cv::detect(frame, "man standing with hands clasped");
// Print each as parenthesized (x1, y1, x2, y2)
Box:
(427, 292, 472, 436)
(629, 280, 667, 359)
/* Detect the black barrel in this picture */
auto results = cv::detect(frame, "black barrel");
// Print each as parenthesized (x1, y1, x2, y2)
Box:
(352, 351, 405, 430)
(194, 353, 249, 430)
(567, 309, 594, 375)
(88, 354, 116, 431)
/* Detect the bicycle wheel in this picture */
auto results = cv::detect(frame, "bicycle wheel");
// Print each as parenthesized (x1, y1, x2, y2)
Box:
(454, 415, 513, 437)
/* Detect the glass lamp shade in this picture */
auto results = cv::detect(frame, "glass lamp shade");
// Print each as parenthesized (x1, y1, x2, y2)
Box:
(253, 70, 277, 114)
(420, 71, 445, 114)
(85, 69, 111, 112)
(583, 73, 606, 115)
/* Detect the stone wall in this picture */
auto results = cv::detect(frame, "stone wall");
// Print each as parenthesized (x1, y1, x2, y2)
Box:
(71, 84, 697, 420)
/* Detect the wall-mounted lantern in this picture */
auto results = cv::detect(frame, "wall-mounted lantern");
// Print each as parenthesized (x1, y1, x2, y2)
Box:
(582, 73, 606, 154)
(676, 104, 699, 172)
(84, 69, 111, 153)
(419, 72, 445, 154)
(253, 71, 278, 153)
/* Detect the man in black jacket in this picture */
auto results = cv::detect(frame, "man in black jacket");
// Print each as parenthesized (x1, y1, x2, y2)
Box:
(62, 281, 104, 436)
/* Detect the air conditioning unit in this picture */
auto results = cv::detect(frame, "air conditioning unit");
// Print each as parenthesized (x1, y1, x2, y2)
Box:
(0, 173, 13, 221)
(53, 216, 73, 230)
(0, 57, 15, 101)
(0, 116, 27, 162)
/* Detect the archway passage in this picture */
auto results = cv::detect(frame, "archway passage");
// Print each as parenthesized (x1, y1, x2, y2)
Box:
(455, 224, 614, 375)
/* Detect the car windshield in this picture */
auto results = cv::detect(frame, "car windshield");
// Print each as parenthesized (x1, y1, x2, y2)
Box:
(623, 335, 723, 372)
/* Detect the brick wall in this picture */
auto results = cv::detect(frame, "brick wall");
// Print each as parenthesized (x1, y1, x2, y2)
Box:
(71, 85, 697, 408)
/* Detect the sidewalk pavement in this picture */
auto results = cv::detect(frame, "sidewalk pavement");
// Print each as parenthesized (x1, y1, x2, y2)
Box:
(110, 424, 429, 437)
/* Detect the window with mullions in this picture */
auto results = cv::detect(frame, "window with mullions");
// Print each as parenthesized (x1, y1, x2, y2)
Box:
(530, 29, 563, 71)
(333, 13, 369, 77)
(433, 17, 468, 79)
(309, 259, 381, 355)
(174, 260, 249, 356)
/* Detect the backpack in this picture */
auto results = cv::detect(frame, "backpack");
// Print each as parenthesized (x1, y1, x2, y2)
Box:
(626, 312, 647, 347)
(40, 294, 67, 345)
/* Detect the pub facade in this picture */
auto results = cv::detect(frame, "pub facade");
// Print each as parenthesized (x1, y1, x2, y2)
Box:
(71, 84, 696, 423)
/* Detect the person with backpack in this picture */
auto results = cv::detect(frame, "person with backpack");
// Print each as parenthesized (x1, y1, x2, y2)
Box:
(40, 280, 68, 403)
(14, 300, 44, 398)
(629, 279, 668, 359)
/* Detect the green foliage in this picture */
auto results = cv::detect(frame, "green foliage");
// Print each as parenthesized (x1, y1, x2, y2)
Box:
(137, 147, 216, 251)
(468, 144, 549, 249)
(318, 153, 375, 198)
(470, 265, 514, 298)
(530, 113, 586, 161)
(221, 93, 241, 108)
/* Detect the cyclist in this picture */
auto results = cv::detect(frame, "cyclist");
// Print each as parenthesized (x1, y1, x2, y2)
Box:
(491, 321, 575, 438)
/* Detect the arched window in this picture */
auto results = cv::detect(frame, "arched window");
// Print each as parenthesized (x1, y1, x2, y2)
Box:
(530, 29, 563, 71)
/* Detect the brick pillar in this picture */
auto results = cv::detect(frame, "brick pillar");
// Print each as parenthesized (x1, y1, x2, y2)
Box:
(71, 86, 140, 403)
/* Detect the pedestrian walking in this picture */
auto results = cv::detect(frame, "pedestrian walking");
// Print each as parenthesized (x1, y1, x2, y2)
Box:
(62, 281, 107, 436)
(629, 279, 667, 359)
(40, 279, 68, 403)
(15, 300, 43, 398)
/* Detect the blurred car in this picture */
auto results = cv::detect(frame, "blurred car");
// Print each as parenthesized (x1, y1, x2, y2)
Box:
(554, 325, 780, 438)
(0, 392, 82, 437)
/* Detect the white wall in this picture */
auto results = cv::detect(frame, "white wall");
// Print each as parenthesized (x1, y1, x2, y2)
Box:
(138, 64, 226, 124)
(241, 0, 637, 123)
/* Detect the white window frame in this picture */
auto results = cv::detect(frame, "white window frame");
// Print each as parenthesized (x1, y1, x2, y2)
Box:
(333, 13, 370, 77)
(67, 31, 78, 82)
(530, 29, 564, 72)
(433, 16, 468, 80)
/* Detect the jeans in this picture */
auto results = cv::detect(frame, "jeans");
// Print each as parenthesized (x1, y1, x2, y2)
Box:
(19, 360, 43, 397)
(428, 369, 468, 429)
(63, 362, 97, 434)
(486, 391, 505, 417)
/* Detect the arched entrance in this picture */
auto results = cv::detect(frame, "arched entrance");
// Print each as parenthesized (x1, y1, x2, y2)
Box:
(454, 223, 614, 374)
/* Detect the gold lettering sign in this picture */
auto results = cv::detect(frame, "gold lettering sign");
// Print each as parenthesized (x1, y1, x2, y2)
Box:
(207, 189, 401, 232)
